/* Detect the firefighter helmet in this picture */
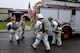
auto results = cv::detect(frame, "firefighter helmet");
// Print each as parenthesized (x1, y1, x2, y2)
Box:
(38, 14, 44, 19)
(48, 17, 53, 21)
(10, 16, 15, 21)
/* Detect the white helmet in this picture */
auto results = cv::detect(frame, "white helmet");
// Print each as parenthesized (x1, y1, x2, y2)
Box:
(38, 14, 44, 19)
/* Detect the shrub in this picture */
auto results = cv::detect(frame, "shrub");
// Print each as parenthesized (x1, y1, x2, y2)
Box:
(4, 17, 10, 22)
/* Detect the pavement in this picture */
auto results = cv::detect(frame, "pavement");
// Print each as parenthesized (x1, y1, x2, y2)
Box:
(0, 25, 31, 33)
(0, 30, 80, 53)
(0, 25, 80, 53)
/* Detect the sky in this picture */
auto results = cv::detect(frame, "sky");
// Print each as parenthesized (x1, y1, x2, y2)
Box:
(0, 0, 41, 9)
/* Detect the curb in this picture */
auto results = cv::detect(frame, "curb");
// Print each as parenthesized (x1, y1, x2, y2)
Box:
(0, 29, 32, 33)
(0, 30, 8, 33)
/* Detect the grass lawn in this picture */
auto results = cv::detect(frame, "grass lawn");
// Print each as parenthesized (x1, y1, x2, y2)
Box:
(26, 21, 31, 26)
(0, 22, 8, 30)
(0, 21, 30, 30)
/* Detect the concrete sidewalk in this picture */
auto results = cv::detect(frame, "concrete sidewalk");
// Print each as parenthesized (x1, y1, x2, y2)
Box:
(0, 25, 31, 33)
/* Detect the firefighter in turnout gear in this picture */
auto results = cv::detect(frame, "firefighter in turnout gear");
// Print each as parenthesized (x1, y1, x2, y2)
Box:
(19, 17, 26, 40)
(32, 14, 51, 52)
(6, 16, 20, 44)
(48, 17, 62, 46)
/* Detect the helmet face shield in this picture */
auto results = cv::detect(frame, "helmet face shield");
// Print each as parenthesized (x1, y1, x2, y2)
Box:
(38, 18, 44, 20)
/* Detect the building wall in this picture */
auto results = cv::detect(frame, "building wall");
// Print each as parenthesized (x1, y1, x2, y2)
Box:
(0, 8, 9, 21)
(0, 8, 28, 21)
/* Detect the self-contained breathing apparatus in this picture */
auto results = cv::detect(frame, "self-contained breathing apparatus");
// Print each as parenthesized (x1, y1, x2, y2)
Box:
(48, 17, 64, 34)
(7, 16, 19, 30)
(7, 22, 19, 30)
(53, 20, 64, 34)
(42, 20, 48, 33)
(35, 14, 48, 34)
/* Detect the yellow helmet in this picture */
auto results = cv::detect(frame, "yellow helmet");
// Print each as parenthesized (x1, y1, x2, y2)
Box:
(48, 17, 53, 21)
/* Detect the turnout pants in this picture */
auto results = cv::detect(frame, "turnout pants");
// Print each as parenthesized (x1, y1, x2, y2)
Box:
(9, 29, 19, 41)
(51, 32, 62, 46)
(32, 32, 51, 50)
(19, 27, 25, 39)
